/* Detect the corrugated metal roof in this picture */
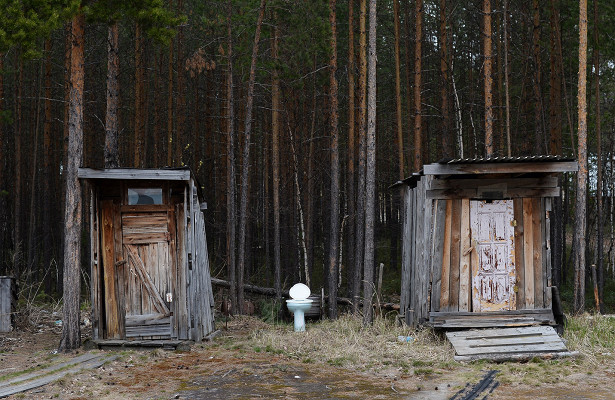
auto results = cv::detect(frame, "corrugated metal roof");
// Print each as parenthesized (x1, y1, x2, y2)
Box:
(439, 155, 575, 164)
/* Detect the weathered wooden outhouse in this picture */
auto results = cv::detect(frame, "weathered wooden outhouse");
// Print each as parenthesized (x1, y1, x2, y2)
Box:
(398, 156, 578, 329)
(79, 168, 215, 342)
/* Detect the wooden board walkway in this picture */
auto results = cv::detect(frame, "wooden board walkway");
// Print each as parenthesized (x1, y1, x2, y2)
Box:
(0, 352, 117, 398)
(446, 326, 577, 362)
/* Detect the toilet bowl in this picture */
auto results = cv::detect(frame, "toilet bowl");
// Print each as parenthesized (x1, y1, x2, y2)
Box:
(286, 283, 313, 332)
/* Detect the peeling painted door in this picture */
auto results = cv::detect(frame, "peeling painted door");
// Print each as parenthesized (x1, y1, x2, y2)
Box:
(470, 200, 516, 312)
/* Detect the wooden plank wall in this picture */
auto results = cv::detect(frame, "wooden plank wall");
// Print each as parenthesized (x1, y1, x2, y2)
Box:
(89, 187, 102, 340)
(192, 190, 215, 339)
(0, 277, 16, 332)
(405, 177, 436, 327)
(432, 197, 549, 313)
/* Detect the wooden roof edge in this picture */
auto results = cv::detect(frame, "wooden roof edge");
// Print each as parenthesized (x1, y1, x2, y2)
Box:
(78, 167, 192, 181)
(423, 160, 578, 176)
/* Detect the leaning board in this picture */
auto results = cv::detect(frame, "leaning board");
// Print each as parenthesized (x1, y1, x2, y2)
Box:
(446, 326, 573, 362)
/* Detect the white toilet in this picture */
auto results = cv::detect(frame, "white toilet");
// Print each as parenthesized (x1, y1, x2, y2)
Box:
(286, 283, 313, 332)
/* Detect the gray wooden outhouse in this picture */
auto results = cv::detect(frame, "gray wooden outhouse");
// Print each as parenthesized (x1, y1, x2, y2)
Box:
(397, 156, 578, 329)
(79, 168, 215, 342)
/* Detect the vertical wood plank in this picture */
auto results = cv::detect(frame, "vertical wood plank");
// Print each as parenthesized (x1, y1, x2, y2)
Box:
(544, 198, 553, 309)
(420, 180, 432, 321)
(514, 198, 525, 309)
(431, 199, 447, 313)
(449, 199, 462, 311)
(533, 198, 544, 308)
(459, 199, 471, 312)
(0, 278, 12, 332)
(101, 200, 120, 339)
(439, 200, 453, 311)
(523, 198, 535, 309)
(400, 187, 412, 316)
(89, 188, 101, 339)
(176, 203, 188, 339)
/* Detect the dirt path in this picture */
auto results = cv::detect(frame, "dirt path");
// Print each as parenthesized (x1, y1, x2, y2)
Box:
(1, 316, 615, 399)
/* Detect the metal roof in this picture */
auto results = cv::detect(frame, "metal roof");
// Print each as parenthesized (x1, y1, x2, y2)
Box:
(438, 155, 575, 164)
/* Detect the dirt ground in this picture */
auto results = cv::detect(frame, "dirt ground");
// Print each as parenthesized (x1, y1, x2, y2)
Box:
(1, 314, 615, 400)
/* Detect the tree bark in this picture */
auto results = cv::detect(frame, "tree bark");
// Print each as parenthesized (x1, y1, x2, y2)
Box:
(225, 0, 238, 314)
(347, 0, 358, 314)
(105, 22, 120, 168)
(413, 0, 423, 170)
(328, 0, 340, 319)
(504, 0, 512, 156)
(393, 0, 404, 177)
(439, 0, 452, 159)
(354, 0, 367, 315)
(484, 0, 494, 157)
(237, 0, 267, 314)
(272, 21, 282, 302)
(363, 0, 377, 326)
(573, 0, 588, 314)
(134, 22, 146, 167)
(593, 0, 604, 312)
(59, 12, 85, 352)
(532, 0, 545, 154)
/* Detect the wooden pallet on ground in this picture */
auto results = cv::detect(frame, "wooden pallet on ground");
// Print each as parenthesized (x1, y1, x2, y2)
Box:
(446, 325, 577, 362)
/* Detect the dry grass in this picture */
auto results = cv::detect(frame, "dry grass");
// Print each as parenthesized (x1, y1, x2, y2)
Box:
(247, 313, 455, 376)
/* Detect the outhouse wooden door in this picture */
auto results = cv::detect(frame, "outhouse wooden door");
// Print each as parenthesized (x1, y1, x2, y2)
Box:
(470, 200, 516, 312)
(120, 206, 177, 339)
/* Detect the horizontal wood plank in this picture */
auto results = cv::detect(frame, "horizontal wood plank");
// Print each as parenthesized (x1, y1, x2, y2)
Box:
(429, 177, 558, 190)
(426, 187, 560, 200)
(78, 168, 191, 181)
(423, 161, 579, 175)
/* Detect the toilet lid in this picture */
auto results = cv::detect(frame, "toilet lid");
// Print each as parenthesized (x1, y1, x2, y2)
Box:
(289, 283, 310, 300)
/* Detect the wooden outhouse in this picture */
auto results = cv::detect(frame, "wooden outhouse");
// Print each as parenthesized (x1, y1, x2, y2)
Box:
(79, 168, 215, 342)
(397, 156, 578, 329)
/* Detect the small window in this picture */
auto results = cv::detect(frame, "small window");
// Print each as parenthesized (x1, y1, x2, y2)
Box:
(128, 188, 163, 205)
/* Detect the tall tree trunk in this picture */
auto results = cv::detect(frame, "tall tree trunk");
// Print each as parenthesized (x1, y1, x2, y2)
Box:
(347, 0, 358, 313)
(13, 55, 23, 278)
(237, 0, 267, 314)
(393, 0, 403, 177)
(226, 0, 238, 314)
(167, 21, 174, 167)
(403, 1, 413, 169)
(550, 0, 564, 287)
(272, 20, 282, 302)
(105, 22, 120, 168)
(59, 12, 85, 352)
(328, 0, 340, 319)
(532, 0, 545, 154)
(593, 0, 604, 312)
(503, 0, 512, 156)
(440, 0, 451, 158)
(354, 0, 367, 314)
(413, 0, 423, 170)
(573, 0, 588, 314)
(43, 41, 54, 293)
(0, 54, 4, 273)
(363, 0, 377, 326)
(27, 62, 43, 276)
(175, 0, 185, 165)
(484, 0, 494, 156)
(134, 22, 146, 167)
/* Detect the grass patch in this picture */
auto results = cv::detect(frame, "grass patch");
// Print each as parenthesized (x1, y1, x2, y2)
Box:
(248, 313, 454, 375)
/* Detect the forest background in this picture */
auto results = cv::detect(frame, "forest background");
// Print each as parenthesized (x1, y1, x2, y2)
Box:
(0, 0, 614, 337)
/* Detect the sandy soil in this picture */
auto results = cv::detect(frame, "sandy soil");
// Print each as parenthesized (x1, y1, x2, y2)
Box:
(1, 315, 615, 399)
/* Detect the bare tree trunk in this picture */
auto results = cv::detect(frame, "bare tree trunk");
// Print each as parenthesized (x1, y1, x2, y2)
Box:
(134, 22, 146, 167)
(328, 0, 340, 319)
(532, 0, 545, 154)
(354, 0, 367, 314)
(59, 12, 85, 352)
(573, 0, 588, 314)
(413, 0, 423, 170)
(43, 42, 54, 292)
(272, 21, 282, 302)
(225, 0, 238, 314)
(363, 0, 377, 326)
(346, 0, 358, 313)
(13, 56, 23, 278)
(504, 0, 512, 156)
(593, 0, 604, 312)
(105, 22, 120, 168)
(237, 0, 267, 314)
(440, 0, 452, 159)
(393, 0, 404, 177)
(484, 0, 494, 157)
(167, 13, 174, 167)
